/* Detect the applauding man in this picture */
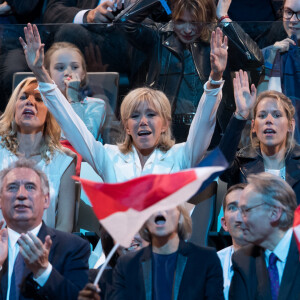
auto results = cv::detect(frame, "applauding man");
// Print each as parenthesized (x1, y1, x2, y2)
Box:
(0, 159, 90, 299)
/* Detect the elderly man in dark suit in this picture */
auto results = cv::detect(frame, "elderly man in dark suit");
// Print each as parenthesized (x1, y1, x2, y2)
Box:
(229, 172, 300, 300)
(0, 159, 90, 299)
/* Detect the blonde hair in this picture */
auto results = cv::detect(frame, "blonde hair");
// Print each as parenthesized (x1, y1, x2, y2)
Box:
(44, 42, 87, 87)
(251, 90, 296, 153)
(172, 0, 216, 42)
(140, 205, 192, 242)
(118, 87, 175, 154)
(0, 77, 62, 163)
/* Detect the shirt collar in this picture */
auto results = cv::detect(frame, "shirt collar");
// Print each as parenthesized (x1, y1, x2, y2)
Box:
(8, 223, 43, 249)
(265, 227, 293, 263)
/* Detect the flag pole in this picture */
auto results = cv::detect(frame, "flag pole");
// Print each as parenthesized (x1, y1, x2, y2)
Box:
(93, 243, 120, 286)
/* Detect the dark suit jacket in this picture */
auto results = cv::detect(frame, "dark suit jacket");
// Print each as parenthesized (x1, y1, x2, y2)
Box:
(219, 116, 300, 205)
(229, 234, 300, 300)
(0, 222, 90, 300)
(43, 0, 99, 23)
(111, 240, 224, 300)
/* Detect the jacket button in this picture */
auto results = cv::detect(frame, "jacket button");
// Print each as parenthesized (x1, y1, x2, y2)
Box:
(165, 41, 169, 45)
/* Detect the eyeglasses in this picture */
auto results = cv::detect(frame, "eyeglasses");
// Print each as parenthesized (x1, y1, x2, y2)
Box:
(283, 8, 300, 21)
(239, 202, 271, 217)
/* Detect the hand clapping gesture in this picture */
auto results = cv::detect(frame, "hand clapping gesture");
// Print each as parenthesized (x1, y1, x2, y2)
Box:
(18, 232, 52, 278)
(0, 220, 8, 267)
(233, 70, 257, 120)
(209, 27, 228, 84)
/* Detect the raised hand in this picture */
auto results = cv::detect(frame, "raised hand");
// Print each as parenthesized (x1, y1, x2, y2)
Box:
(18, 232, 52, 278)
(84, 43, 109, 72)
(233, 70, 256, 119)
(0, 220, 8, 266)
(216, 0, 232, 20)
(210, 27, 228, 80)
(19, 23, 44, 71)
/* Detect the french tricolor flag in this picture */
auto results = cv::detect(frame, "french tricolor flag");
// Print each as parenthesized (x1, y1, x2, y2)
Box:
(293, 205, 300, 257)
(75, 148, 228, 247)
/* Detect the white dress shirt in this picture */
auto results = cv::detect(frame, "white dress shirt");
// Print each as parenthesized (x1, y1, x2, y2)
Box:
(6, 224, 52, 299)
(217, 245, 234, 300)
(264, 227, 293, 285)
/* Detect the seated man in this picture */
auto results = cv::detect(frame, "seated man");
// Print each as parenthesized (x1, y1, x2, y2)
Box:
(111, 205, 224, 299)
(0, 159, 90, 299)
(218, 183, 249, 300)
(229, 172, 300, 300)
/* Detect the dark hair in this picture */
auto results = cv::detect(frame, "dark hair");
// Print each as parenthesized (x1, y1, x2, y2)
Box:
(172, 0, 216, 42)
(222, 183, 247, 212)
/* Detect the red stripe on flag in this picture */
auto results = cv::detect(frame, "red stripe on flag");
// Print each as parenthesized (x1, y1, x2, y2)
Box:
(294, 205, 300, 227)
(74, 170, 197, 219)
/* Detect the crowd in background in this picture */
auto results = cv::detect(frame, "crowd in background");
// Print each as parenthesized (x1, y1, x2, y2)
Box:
(0, 0, 299, 299)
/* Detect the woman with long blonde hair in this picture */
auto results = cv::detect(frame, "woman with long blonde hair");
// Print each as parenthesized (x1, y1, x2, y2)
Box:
(0, 77, 76, 232)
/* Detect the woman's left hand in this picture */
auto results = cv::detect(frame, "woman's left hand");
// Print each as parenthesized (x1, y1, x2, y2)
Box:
(210, 27, 228, 80)
(19, 23, 44, 71)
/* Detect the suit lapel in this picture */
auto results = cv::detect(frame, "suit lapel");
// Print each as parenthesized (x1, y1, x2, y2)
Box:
(172, 254, 187, 300)
(278, 235, 300, 300)
(0, 259, 8, 299)
(255, 250, 272, 300)
(141, 246, 152, 300)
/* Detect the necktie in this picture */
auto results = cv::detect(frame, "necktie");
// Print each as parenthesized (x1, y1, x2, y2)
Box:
(268, 253, 280, 300)
(9, 252, 25, 300)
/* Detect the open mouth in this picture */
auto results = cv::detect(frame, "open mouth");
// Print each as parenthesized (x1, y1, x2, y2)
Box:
(23, 108, 35, 116)
(155, 215, 166, 225)
(263, 128, 276, 134)
(138, 130, 151, 136)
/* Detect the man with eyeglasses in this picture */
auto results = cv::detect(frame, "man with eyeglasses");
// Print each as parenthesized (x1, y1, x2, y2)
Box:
(258, 0, 300, 143)
(229, 172, 300, 300)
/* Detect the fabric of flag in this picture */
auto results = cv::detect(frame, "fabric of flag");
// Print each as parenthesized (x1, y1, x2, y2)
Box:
(74, 148, 227, 247)
(293, 205, 300, 257)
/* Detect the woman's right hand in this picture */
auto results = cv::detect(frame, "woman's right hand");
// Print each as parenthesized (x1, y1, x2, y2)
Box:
(19, 23, 52, 83)
(233, 70, 256, 120)
(273, 38, 296, 53)
(64, 73, 81, 103)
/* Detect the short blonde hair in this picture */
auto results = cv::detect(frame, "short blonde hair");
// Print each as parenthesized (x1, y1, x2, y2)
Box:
(172, 0, 216, 42)
(251, 90, 296, 152)
(139, 205, 192, 242)
(247, 173, 297, 230)
(44, 42, 87, 87)
(118, 87, 175, 154)
(0, 77, 62, 163)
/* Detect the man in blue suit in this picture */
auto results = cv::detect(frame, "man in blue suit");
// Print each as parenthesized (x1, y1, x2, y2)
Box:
(0, 158, 90, 299)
